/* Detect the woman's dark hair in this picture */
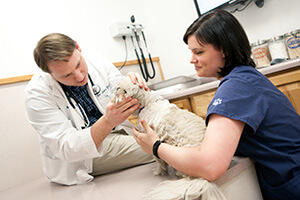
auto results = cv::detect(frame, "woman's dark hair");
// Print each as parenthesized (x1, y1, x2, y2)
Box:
(183, 9, 255, 77)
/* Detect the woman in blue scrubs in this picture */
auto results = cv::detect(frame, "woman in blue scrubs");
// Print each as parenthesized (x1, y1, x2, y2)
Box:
(133, 9, 300, 199)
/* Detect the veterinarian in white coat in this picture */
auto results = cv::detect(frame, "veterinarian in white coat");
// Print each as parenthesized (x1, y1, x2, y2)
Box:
(133, 10, 300, 200)
(25, 33, 153, 185)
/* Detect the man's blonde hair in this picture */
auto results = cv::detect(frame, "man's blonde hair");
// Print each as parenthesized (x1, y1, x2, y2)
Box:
(33, 33, 76, 73)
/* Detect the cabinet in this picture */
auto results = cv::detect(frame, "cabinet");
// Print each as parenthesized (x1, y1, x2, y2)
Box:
(128, 115, 139, 126)
(189, 90, 216, 119)
(266, 67, 300, 114)
(170, 90, 216, 119)
(169, 97, 192, 112)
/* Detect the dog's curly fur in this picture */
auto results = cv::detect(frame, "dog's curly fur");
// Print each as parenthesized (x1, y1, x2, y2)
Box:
(113, 77, 226, 200)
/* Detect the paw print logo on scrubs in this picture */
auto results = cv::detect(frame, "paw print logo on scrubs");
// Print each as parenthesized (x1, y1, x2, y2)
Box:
(213, 98, 222, 106)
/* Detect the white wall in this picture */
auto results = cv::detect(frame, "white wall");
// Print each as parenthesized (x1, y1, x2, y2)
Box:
(141, 0, 300, 79)
(140, 0, 198, 79)
(0, 0, 147, 79)
(1, 0, 300, 80)
(233, 0, 300, 43)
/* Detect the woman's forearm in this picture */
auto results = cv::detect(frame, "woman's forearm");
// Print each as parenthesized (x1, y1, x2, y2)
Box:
(157, 143, 229, 181)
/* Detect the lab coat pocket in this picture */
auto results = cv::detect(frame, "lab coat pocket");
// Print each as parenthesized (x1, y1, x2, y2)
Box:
(42, 154, 68, 183)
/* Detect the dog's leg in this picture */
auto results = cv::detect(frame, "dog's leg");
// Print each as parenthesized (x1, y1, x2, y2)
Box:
(153, 158, 169, 176)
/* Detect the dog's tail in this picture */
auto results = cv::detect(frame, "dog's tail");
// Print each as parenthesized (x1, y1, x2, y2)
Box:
(145, 177, 226, 200)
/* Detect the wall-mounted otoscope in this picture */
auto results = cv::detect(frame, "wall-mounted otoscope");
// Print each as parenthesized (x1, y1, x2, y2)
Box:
(109, 16, 156, 82)
(130, 15, 155, 82)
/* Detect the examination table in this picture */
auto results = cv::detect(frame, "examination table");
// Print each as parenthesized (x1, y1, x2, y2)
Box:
(0, 157, 263, 200)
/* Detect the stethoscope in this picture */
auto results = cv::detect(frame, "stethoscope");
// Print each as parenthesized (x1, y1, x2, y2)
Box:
(59, 74, 101, 128)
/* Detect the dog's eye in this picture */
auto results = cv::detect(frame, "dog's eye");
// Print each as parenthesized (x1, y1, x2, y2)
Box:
(124, 90, 127, 94)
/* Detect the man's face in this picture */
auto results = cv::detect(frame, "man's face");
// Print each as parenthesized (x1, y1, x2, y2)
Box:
(48, 49, 88, 86)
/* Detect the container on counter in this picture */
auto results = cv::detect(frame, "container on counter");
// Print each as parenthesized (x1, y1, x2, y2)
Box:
(268, 35, 289, 61)
(284, 29, 300, 59)
(252, 40, 271, 68)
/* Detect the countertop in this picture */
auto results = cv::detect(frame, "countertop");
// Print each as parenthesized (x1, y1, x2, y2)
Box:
(162, 58, 300, 100)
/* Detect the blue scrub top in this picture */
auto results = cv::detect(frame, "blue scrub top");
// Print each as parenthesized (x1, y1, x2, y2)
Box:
(206, 65, 300, 200)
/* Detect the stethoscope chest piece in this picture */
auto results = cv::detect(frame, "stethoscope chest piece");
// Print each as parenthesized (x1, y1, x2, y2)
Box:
(92, 85, 101, 95)
(88, 74, 101, 95)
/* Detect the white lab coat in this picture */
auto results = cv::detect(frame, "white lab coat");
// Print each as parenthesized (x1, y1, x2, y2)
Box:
(24, 53, 134, 185)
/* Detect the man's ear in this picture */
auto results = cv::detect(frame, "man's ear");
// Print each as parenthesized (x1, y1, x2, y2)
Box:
(74, 41, 82, 52)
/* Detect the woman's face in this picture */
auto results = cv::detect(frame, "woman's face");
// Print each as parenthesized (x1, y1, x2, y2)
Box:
(188, 35, 225, 79)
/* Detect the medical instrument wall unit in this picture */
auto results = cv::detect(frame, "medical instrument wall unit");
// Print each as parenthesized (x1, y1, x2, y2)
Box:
(110, 16, 156, 82)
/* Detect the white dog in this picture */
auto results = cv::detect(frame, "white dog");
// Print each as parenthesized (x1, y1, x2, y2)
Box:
(113, 77, 226, 200)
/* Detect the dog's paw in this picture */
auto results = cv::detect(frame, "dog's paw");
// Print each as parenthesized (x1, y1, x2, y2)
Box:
(152, 168, 167, 176)
(175, 170, 187, 178)
(153, 160, 168, 176)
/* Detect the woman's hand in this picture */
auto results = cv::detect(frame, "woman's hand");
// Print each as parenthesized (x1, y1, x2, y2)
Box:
(126, 72, 150, 91)
(133, 119, 160, 154)
(103, 97, 140, 128)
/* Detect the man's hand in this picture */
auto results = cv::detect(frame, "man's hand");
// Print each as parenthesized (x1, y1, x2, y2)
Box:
(126, 72, 150, 91)
(103, 97, 140, 128)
